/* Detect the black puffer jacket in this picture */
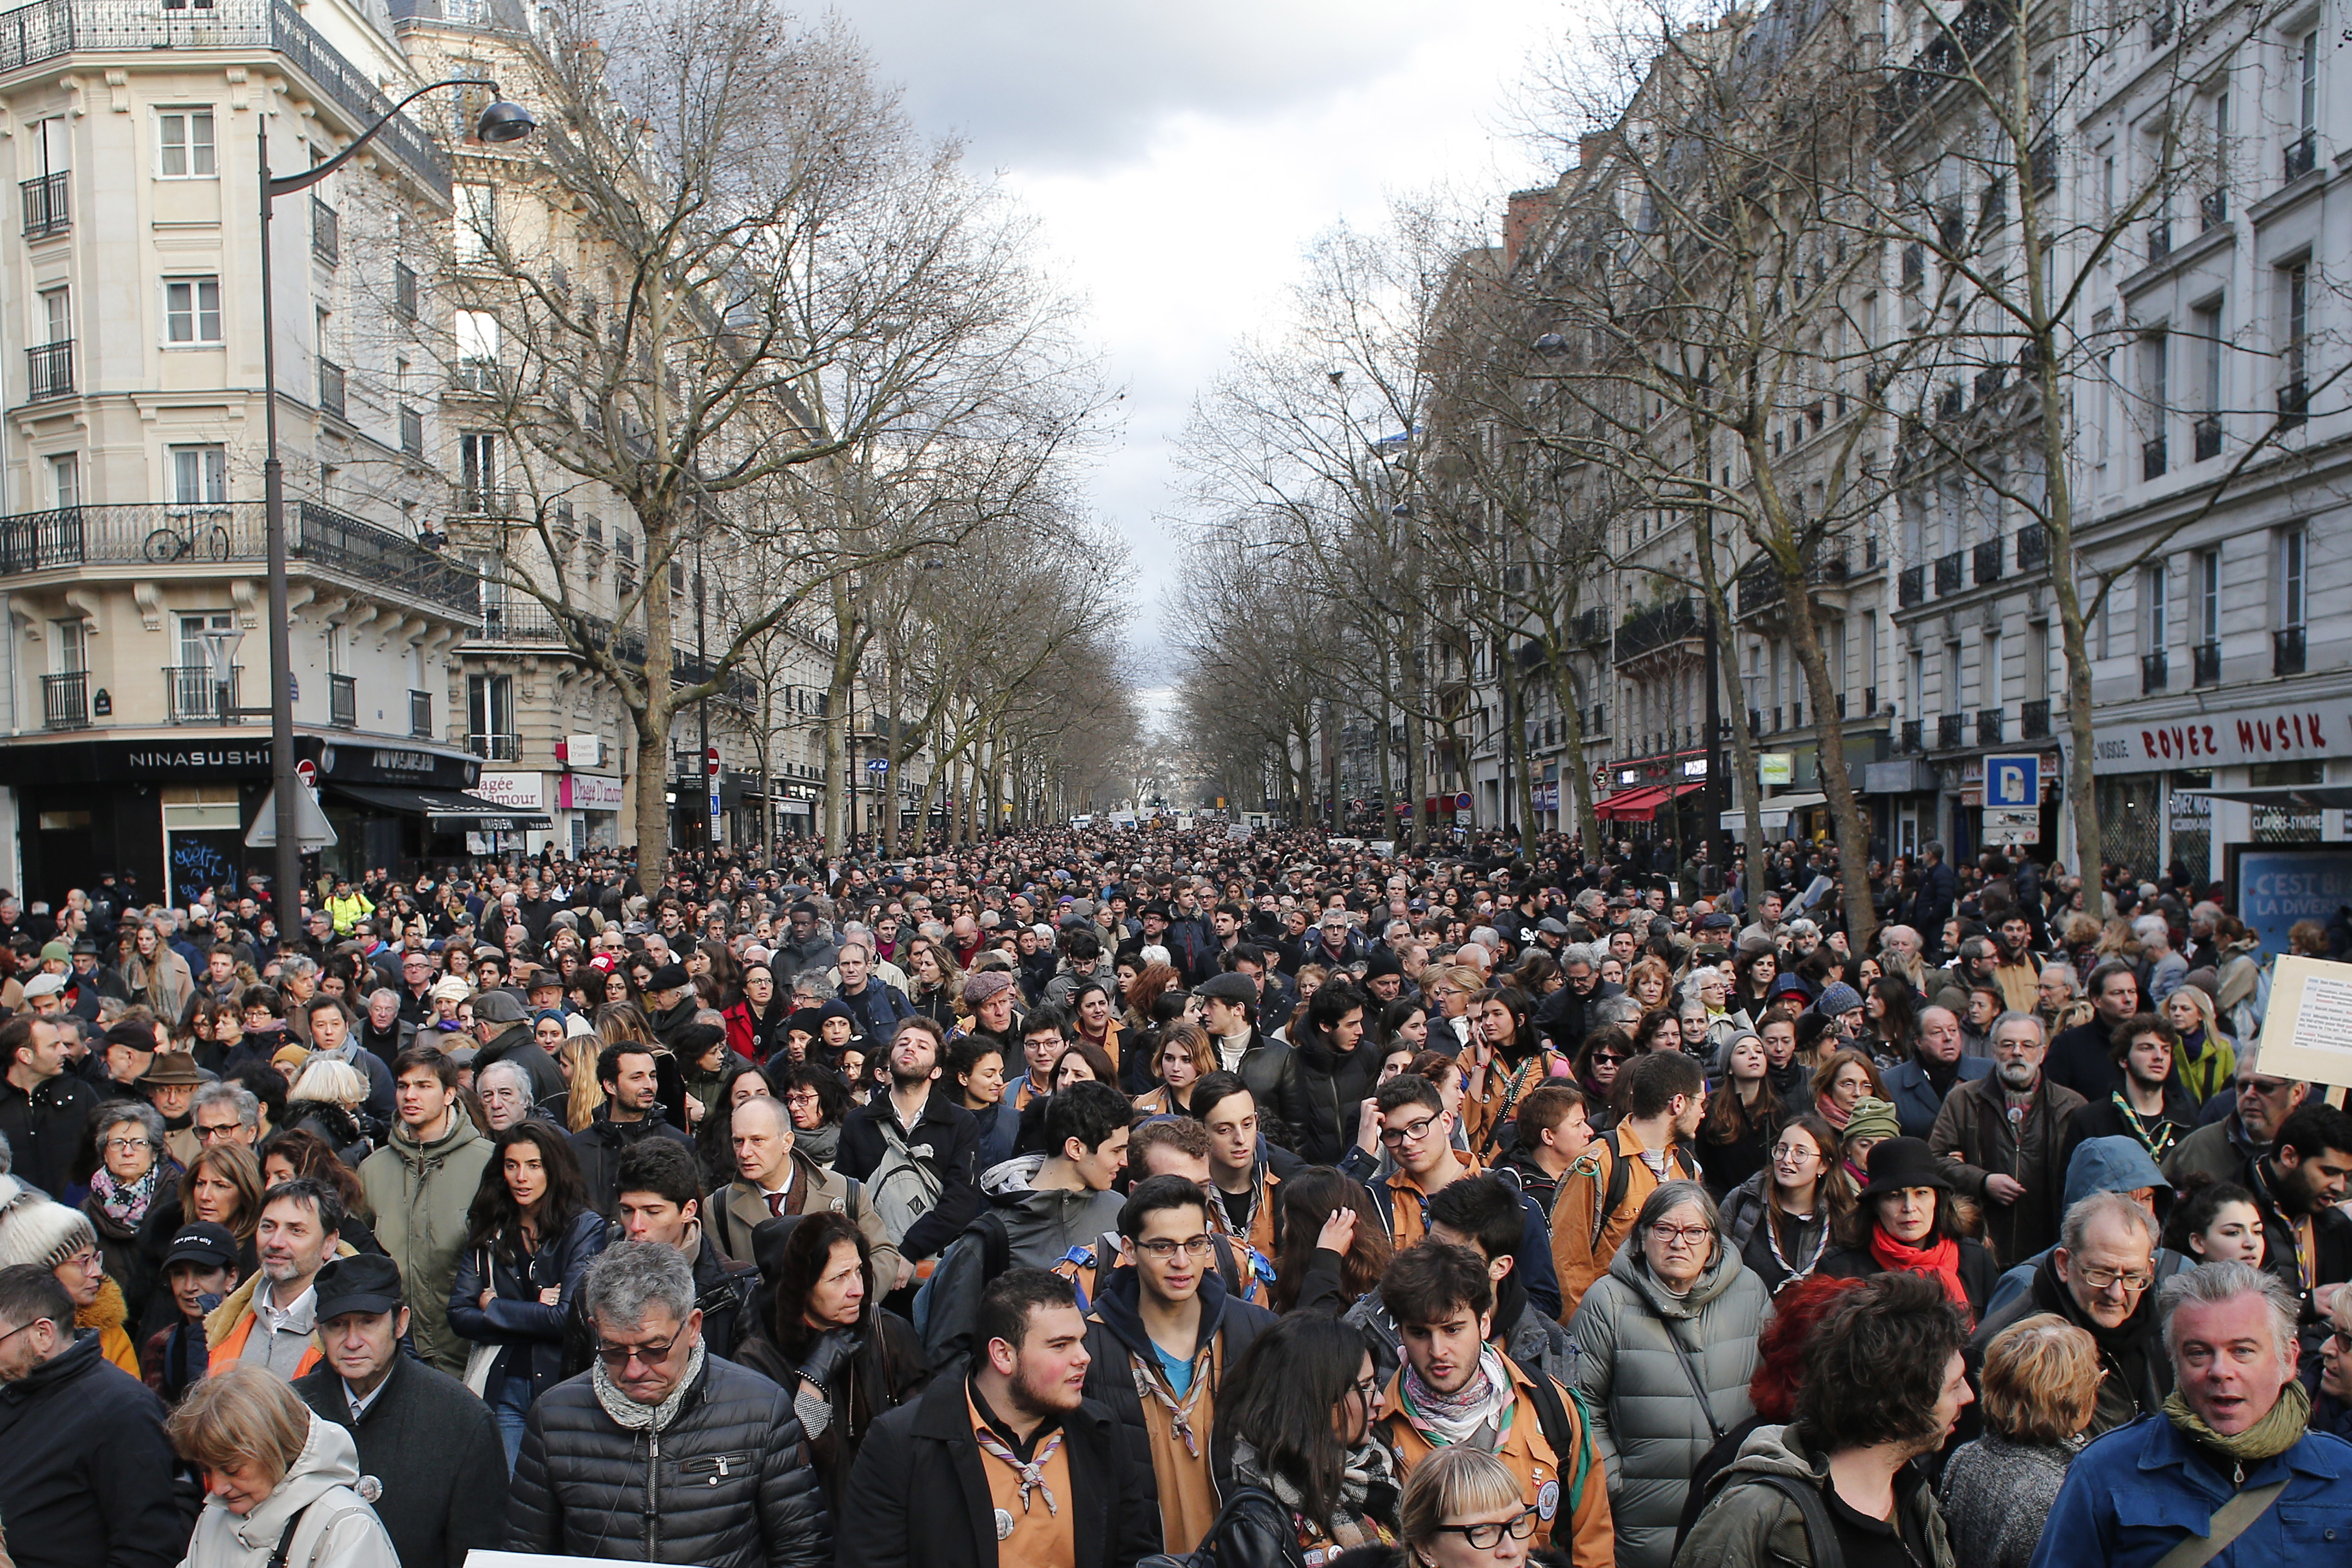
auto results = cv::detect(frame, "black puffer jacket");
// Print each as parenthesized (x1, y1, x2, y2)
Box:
(506, 1352, 832, 1568)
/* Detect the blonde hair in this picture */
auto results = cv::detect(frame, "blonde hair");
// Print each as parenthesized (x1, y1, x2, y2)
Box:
(165, 1363, 312, 1483)
(2162, 982, 2227, 1043)
(560, 1037, 606, 1132)
(1979, 1312, 2101, 1445)
(289, 1058, 368, 1109)
(1400, 1447, 1527, 1564)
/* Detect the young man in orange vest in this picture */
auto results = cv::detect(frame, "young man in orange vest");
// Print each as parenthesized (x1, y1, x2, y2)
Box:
(1371, 1074, 1478, 1250)
(1376, 1242, 1613, 1568)
(206, 1176, 342, 1377)
(1549, 1051, 1704, 1321)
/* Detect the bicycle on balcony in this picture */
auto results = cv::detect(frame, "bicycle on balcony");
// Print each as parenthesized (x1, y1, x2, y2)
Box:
(144, 514, 232, 563)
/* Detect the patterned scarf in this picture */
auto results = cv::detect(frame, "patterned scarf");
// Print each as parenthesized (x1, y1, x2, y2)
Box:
(1231, 1435, 1396, 1550)
(2110, 1091, 2183, 1162)
(89, 1163, 159, 1227)
(590, 1341, 706, 1432)
(1398, 1344, 1515, 1449)
(975, 1425, 1065, 1515)
(1130, 1338, 1216, 1457)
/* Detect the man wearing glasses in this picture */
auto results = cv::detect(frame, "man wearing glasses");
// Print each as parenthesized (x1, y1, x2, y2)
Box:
(1973, 1191, 2173, 1438)
(0, 1262, 180, 1568)
(509, 1240, 832, 1568)
(189, 1080, 261, 1150)
(2165, 1062, 2309, 1191)
(1080, 1174, 1275, 1553)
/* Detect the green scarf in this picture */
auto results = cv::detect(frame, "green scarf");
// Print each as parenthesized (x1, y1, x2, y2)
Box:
(2163, 1378, 2310, 1465)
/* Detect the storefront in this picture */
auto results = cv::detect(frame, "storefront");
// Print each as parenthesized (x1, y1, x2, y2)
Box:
(314, 744, 547, 876)
(559, 771, 626, 853)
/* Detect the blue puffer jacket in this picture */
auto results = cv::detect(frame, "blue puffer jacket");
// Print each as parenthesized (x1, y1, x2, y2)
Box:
(2028, 1412, 2352, 1568)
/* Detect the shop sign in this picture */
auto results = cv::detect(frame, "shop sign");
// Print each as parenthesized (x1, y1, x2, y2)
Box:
(472, 769, 547, 810)
(561, 773, 626, 811)
(1759, 752, 1794, 785)
(2093, 698, 2352, 774)
(1984, 807, 2042, 844)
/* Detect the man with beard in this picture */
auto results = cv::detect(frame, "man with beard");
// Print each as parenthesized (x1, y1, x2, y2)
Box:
(841, 1268, 1154, 1568)
(1990, 914, 2045, 1014)
(1973, 1191, 2172, 1438)
(1930, 1011, 2086, 1267)
(568, 1041, 694, 1215)
(204, 1176, 342, 1377)
(836, 1016, 983, 1268)
(1534, 944, 1617, 1055)
(2060, 1014, 2201, 1171)
(1882, 1004, 1993, 1141)
(2243, 1102, 2352, 1318)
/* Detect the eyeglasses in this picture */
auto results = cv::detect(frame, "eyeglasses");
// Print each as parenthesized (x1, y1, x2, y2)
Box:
(1432, 1509, 1540, 1549)
(2239, 1079, 2294, 1097)
(1648, 1223, 1713, 1248)
(194, 1122, 243, 1142)
(1381, 1115, 1441, 1146)
(594, 1334, 680, 1367)
(1352, 1372, 1382, 1401)
(1769, 1144, 1820, 1163)
(104, 1137, 152, 1153)
(1135, 1236, 1216, 1260)
(0, 1316, 52, 1348)
(2071, 1264, 2154, 1292)
(1590, 1051, 1627, 1066)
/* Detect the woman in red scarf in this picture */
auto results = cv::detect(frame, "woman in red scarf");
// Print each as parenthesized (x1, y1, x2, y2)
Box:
(1811, 1137, 1999, 1322)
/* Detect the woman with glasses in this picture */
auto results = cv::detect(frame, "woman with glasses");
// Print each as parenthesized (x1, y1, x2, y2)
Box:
(1398, 1447, 1541, 1568)
(1565, 1179, 1766, 1568)
(73, 1102, 176, 1328)
(1217, 1313, 1401, 1563)
(1573, 1026, 1637, 1127)
(1718, 1114, 1847, 1295)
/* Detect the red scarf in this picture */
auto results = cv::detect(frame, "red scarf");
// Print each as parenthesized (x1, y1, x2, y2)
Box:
(1869, 1228, 1972, 1320)
(1816, 1093, 1852, 1130)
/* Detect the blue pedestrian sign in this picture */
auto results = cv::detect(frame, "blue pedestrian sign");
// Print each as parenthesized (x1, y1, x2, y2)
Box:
(866, 758, 889, 774)
(1984, 754, 2039, 808)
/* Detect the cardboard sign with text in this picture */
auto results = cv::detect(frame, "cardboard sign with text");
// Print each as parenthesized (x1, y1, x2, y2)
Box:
(2253, 953, 2352, 1093)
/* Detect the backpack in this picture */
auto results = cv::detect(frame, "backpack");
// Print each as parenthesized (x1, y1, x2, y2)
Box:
(1511, 1356, 1597, 1524)
(1732, 1473, 1844, 1568)
(1134, 1487, 1305, 1568)
(866, 1116, 943, 1246)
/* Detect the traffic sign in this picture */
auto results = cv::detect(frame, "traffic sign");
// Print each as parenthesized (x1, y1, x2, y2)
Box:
(1984, 806, 2041, 844)
(706, 746, 721, 777)
(866, 759, 889, 774)
(294, 759, 318, 790)
(1984, 754, 2039, 808)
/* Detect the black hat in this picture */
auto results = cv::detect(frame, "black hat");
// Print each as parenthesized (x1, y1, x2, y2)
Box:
(160, 1222, 239, 1274)
(1198, 972, 1258, 1005)
(646, 962, 691, 992)
(1854, 1137, 1953, 1200)
(1365, 946, 1403, 978)
(314, 1253, 406, 1320)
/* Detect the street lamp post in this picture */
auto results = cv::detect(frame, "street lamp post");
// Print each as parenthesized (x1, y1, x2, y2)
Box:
(256, 81, 531, 921)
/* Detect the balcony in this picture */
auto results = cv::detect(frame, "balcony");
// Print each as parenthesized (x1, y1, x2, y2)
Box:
(467, 732, 520, 762)
(1899, 564, 1926, 607)
(408, 688, 432, 739)
(164, 663, 242, 725)
(2016, 523, 2048, 572)
(1735, 548, 1848, 616)
(2143, 434, 2167, 481)
(2194, 416, 2221, 462)
(39, 670, 86, 728)
(1614, 597, 1700, 660)
(1973, 538, 2003, 586)
(25, 339, 71, 401)
(328, 672, 356, 729)
(2141, 650, 2169, 694)
(19, 170, 65, 238)
(1901, 719, 1924, 753)
(2286, 132, 2318, 182)
(318, 359, 345, 422)
(455, 485, 520, 516)
(1976, 708, 2004, 745)
(1937, 713, 1966, 750)
(2021, 698, 2050, 740)
(310, 196, 338, 266)
(2192, 640, 2220, 686)
(0, 0, 449, 196)
(1934, 549, 1963, 596)
(1571, 606, 1609, 645)
(2276, 626, 2306, 677)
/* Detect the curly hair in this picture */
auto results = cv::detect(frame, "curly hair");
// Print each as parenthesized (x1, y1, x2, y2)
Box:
(1791, 1272, 1969, 1455)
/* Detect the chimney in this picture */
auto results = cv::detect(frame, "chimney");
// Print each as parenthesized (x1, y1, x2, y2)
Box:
(1503, 187, 1552, 271)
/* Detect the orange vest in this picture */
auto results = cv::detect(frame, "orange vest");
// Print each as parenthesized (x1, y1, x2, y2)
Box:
(1377, 1357, 1612, 1568)
(208, 1308, 324, 1377)
(1384, 1151, 1484, 1251)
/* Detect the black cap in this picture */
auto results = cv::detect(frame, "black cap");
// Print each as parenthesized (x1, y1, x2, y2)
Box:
(313, 1254, 406, 1321)
(646, 962, 691, 992)
(161, 1222, 239, 1274)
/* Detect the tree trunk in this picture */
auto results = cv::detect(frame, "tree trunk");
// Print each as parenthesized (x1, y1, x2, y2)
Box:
(1780, 572, 1878, 949)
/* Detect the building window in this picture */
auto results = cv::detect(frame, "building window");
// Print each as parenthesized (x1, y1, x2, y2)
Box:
(49, 453, 77, 510)
(2145, 562, 2169, 649)
(2279, 524, 2307, 629)
(454, 309, 498, 389)
(165, 277, 222, 344)
(2280, 260, 2309, 416)
(2192, 298, 2223, 459)
(454, 183, 495, 261)
(459, 431, 499, 511)
(157, 109, 216, 178)
(467, 673, 514, 755)
(2198, 548, 2221, 643)
(54, 617, 85, 675)
(170, 444, 227, 509)
(40, 286, 68, 345)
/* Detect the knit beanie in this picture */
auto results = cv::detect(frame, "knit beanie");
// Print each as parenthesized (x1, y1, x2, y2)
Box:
(1814, 981, 1864, 1019)
(1842, 1097, 1902, 1144)
(0, 1180, 98, 1272)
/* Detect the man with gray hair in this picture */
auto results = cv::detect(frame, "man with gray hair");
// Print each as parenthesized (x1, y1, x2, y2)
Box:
(2029, 1261, 2352, 1568)
(507, 1240, 832, 1568)
(476, 1058, 538, 1132)
(1931, 1010, 2087, 1265)
(1534, 941, 1617, 1054)
(190, 1079, 261, 1149)
(1975, 1189, 2173, 1438)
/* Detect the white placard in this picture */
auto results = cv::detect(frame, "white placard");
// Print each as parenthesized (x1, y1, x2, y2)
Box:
(2253, 953, 2352, 1090)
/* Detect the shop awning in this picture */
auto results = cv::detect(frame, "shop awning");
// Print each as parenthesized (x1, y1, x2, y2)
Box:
(2180, 785, 2352, 809)
(1598, 781, 1701, 822)
(327, 784, 552, 829)
(1720, 791, 1828, 831)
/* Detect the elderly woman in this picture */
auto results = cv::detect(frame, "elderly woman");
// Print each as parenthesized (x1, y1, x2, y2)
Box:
(79, 1101, 176, 1324)
(167, 1364, 399, 1568)
(1815, 1137, 2001, 1319)
(1566, 1179, 1767, 1568)
(283, 1058, 373, 1164)
(1938, 1313, 2101, 1568)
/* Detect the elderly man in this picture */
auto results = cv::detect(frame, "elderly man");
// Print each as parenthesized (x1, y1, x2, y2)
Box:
(1975, 1191, 2173, 1437)
(706, 1094, 906, 1289)
(1534, 943, 1617, 1054)
(2166, 1062, 2309, 1191)
(2029, 1262, 2352, 1568)
(508, 1240, 832, 1568)
(1882, 1003, 1994, 1140)
(477, 1058, 538, 1132)
(833, 939, 913, 1050)
(1930, 1010, 2086, 1266)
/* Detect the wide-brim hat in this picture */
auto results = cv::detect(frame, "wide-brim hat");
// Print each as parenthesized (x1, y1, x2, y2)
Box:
(1854, 1136, 1953, 1199)
(138, 1054, 207, 1088)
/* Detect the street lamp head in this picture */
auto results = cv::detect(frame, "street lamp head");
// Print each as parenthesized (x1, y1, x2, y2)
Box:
(475, 100, 535, 144)
(1532, 333, 1569, 355)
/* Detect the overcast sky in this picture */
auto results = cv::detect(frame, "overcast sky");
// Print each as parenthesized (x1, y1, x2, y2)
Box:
(833, 0, 1576, 678)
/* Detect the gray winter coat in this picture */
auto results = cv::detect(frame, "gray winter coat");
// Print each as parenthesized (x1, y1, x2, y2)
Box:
(1937, 1431, 2078, 1568)
(918, 1154, 1125, 1376)
(1568, 1235, 1767, 1568)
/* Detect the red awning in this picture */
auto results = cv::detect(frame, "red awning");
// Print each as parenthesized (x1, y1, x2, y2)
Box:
(1596, 780, 1701, 822)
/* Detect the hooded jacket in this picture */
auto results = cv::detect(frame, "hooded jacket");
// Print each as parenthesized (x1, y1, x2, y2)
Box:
(0, 1330, 182, 1568)
(181, 1414, 400, 1568)
(1982, 1137, 2194, 1319)
(1680, 1422, 1957, 1568)
(920, 1153, 1126, 1376)
(357, 1112, 494, 1374)
(1565, 1235, 1767, 1568)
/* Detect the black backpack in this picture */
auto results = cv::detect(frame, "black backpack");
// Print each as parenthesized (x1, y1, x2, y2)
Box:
(1134, 1487, 1303, 1568)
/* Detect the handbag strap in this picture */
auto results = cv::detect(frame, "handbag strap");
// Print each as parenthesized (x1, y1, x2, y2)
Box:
(1747, 1474, 1842, 1568)
(265, 1502, 318, 1568)
(2150, 1480, 2289, 1568)
(1664, 1323, 1726, 1441)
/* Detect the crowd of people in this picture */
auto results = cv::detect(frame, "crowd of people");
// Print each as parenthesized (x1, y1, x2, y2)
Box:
(0, 824, 2344, 1568)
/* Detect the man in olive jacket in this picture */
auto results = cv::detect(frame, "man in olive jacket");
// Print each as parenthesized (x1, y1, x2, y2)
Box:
(358, 1046, 494, 1374)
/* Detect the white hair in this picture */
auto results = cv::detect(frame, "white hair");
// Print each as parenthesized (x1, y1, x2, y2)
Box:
(2160, 1260, 2299, 1371)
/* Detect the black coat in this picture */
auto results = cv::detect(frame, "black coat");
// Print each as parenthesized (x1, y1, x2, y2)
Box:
(570, 1111, 697, 1216)
(294, 1350, 508, 1568)
(448, 1207, 609, 1401)
(833, 1088, 982, 1263)
(0, 1071, 99, 1196)
(837, 1374, 1160, 1568)
(737, 1309, 930, 1524)
(506, 1352, 833, 1568)
(1288, 1028, 1380, 1166)
(0, 1333, 184, 1568)
(1229, 1033, 1311, 1154)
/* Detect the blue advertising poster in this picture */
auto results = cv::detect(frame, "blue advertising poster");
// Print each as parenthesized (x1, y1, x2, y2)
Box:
(2233, 846, 2352, 959)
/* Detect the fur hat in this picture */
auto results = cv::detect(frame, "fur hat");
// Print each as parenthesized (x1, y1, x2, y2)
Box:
(0, 1178, 98, 1272)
